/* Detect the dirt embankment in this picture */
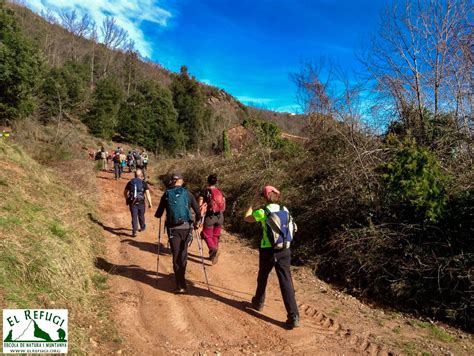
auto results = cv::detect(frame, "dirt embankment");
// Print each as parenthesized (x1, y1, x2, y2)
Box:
(93, 168, 473, 355)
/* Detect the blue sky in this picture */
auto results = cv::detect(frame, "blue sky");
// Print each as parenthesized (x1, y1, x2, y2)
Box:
(25, 0, 386, 113)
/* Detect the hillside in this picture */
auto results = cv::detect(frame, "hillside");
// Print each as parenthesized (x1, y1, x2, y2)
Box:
(0, 139, 120, 353)
(8, 3, 304, 140)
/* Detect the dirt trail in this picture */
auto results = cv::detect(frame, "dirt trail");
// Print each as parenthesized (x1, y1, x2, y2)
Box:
(94, 169, 471, 355)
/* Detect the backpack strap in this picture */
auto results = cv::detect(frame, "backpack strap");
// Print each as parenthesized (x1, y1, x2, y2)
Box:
(263, 205, 272, 216)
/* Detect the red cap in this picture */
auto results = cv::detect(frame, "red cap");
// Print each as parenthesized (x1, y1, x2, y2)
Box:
(262, 185, 280, 199)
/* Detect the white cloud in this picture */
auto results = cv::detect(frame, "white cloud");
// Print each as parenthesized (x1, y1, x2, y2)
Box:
(236, 96, 273, 105)
(23, 0, 173, 58)
(200, 78, 212, 85)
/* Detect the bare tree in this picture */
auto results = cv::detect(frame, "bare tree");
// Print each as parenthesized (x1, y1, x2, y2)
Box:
(291, 58, 369, 132)
(59, 10, 94, 61)
(40, 9, 58, 24)
(100, 16, 128, 77)
(362, 0, 472, 136)
(89, 24, 98, 89)
(59, 10, 93, 37)
(124, 40, 137, 96)
(291, 58, 333, 116)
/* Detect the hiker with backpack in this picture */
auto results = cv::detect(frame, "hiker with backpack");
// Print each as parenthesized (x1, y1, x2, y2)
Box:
(119, 150, 127, 175)
(142, 151, 149, 171)
(100, 147, 107, 171)
(127, 151, 135, 173)
(244, 185, 300, 329)
(198, 174, 225, 264)
(124, 169, 152, 237)
(154, 173, 201, 294)
(113, 150, 122, 180)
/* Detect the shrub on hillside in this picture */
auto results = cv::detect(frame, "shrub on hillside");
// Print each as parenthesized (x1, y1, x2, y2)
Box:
(382, 134, 449, 222)
(0, 3, 43, 122)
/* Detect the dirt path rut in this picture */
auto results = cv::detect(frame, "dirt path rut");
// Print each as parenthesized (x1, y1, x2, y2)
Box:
(94, 169, 405, 355)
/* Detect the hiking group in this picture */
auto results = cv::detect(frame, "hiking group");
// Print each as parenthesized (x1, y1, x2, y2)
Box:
(93, 146, 149, 180)
(122, 168, 300, 329)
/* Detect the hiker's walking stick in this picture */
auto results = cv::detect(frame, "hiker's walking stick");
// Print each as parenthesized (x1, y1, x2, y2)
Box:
(156, 218, 161, 285)
(194, 229, 210, 291)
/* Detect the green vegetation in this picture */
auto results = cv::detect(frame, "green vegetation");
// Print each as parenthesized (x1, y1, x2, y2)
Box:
(40, 61, 89, 120)
(83, 77, 123, 139)
(2, 0, 472, 336)
(382, 135, 448, 222)
(0, 140, 117, 353)
(171, 65, 213, 150)
(0, 3, 42, 122)
(392, 326, 402, 334)
(117, 80, 184, 153)
(428, 325, 455, 343)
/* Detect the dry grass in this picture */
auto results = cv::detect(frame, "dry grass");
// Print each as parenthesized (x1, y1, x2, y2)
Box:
(0, 139, 119, 353)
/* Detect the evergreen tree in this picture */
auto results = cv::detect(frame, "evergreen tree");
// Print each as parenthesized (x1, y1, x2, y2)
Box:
(117, 80, 184, 153)
(83, 77, 123, 139)
(171, 66, 210, 149)
(0, 3, 43, 122)
(40, 61, 89, 120)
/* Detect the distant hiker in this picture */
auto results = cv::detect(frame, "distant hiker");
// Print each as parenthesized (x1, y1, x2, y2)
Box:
(113, 151, 122, 180)
(94, 148, 102, 161)
(244, 186, 300, 329)
(124, 169, 152, 237)
(135, 152, 144, 170)
(155, 173, 201, 294)
(142, 151, 149, 171)
(127, 151, 135, 172)
(119, 150, 127, 176)
(100, 147, 107, 171)
(198, 174, 225, 264)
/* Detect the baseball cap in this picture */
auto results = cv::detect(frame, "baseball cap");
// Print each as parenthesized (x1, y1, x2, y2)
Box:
(262, 185, 280, 199)
(171, 172, 183, 180)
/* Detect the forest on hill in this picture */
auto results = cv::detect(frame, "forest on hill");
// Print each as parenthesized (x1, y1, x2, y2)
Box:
(1, 0, 472, 333)
(1, 1, 303, 153)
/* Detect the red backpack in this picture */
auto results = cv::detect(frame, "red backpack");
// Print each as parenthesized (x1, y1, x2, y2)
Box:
(208, 188, 225, 213)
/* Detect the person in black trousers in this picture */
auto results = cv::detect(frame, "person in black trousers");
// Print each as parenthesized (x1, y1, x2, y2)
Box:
(155, 173, 201, 294)
(123, 169, 152, 237)
(244, 185, 300, 329)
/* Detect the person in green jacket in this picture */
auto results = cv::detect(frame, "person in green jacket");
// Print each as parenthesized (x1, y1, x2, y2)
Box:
(244, 185, 299, 329)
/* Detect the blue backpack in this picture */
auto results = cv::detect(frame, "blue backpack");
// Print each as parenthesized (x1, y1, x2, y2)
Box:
(127, 178, 145, 205)
(165, 187, 191, 226)
(263, 205, 296, 249)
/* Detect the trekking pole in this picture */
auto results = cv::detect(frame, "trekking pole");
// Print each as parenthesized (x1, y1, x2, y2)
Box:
(194, 228, 210, 291)
(156, 218, 162, 285)
(165, 223, 170, 250)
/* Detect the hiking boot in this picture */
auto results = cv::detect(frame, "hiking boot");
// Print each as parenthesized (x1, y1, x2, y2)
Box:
(132, 231, 137, 237)
(212, 249, 220, 265)
(139, 225, 146, 232)
(173, 288, 187, 294)
(251, 297, 264, 311)
(285, 315, 300, 329)
(208, 248, 216, 260)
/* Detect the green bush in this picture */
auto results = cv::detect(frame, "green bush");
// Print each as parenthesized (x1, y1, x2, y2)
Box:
(0, 3, 43, 122)
(382, 135, 448, 222)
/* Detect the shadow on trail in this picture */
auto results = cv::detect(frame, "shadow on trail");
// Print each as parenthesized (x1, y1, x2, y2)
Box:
(96, 175, 115, 181)
(88, 213, 134, 237)
(95, 257, 287, 329)
(121, 238, 211, 266)
(95, 257, 176, 293)
(121, 239, 171, 255)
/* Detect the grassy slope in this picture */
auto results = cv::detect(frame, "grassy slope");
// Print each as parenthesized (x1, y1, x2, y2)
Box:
(0, 139, 118, 353)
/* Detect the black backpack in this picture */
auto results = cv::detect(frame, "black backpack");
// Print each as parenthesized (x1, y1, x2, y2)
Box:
(127, 178, 145, 205)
